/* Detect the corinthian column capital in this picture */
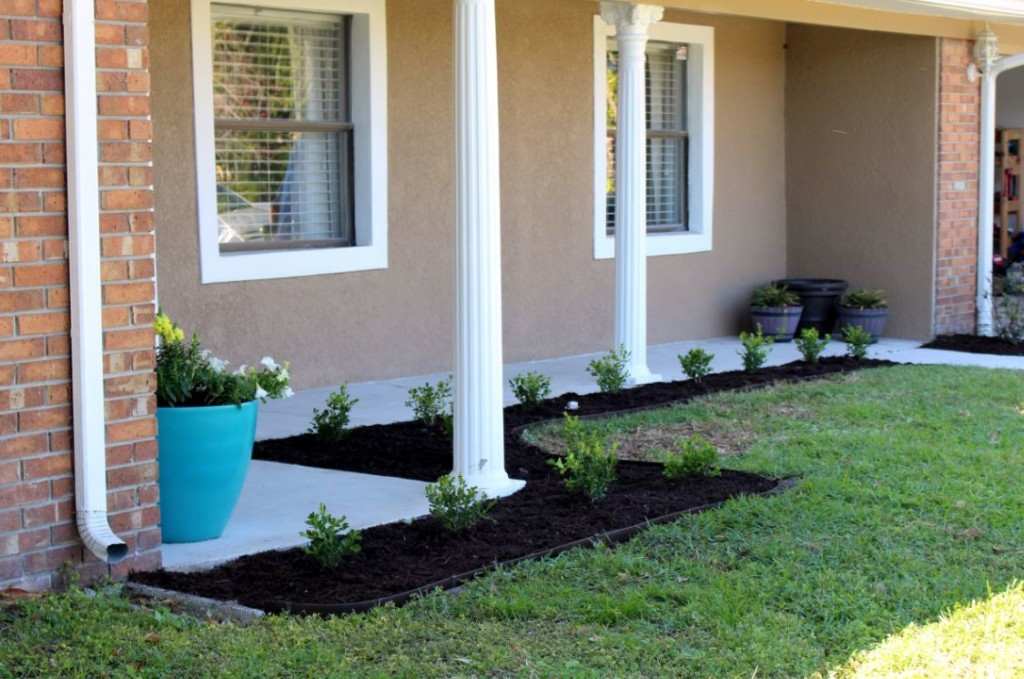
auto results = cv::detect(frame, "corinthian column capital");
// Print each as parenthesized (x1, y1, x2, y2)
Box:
(599, 2, 664, 36)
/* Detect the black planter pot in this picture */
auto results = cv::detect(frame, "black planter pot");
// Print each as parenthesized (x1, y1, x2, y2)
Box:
(836, 307, 888, 343)
(750, 306, 803, 342)
(774, 279, 849, 334)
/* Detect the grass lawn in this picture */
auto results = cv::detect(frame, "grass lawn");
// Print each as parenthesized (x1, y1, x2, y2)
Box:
(2, 364, 1023, 677)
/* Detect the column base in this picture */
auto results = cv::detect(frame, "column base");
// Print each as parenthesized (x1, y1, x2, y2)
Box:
(454, 474, 526, 500)
(626, 370, 662, 386)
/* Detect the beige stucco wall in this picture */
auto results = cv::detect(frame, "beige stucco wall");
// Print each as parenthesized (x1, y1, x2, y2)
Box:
(151, 0, 788, 389)
(785, 23, 938, 340)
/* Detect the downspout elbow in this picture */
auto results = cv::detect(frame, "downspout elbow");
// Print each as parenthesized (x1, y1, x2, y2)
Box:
(77, 512, 128, 563)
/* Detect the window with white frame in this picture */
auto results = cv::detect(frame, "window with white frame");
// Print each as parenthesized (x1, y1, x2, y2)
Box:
(593, 17, 713, 260)
(191, 0, 387, 283)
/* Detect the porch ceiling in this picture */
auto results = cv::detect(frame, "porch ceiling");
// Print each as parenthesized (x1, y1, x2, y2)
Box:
(589, 0, 1024, 52)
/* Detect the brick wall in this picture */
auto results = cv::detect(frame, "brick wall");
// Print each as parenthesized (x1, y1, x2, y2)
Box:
(0, 0, 159, 590)
(934, 38, 981, 335)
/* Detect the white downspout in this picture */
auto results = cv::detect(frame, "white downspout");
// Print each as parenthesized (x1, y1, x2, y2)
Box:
(973, 30, 1024, 336)
(65, 0, 128, 563)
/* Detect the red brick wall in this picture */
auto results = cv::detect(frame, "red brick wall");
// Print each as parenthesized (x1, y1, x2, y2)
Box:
(935, 38, 981, 335)
(0, 0, 159, 590)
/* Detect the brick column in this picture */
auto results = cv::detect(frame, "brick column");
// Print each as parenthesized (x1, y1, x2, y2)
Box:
(935, 39, 981, 335)
(0, 0, 159, 590)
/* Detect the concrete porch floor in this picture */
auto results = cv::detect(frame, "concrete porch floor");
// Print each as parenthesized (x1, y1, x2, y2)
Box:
(161, 336, 1024, 572)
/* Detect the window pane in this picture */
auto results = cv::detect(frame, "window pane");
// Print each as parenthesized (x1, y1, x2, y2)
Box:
(215, 129, 353, 247)
(606, 40, 688, 234)
(211, 5, 352, 252)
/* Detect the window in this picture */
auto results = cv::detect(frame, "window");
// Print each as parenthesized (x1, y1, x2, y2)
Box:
(593, 17, 713, 259)
(191, 0, 387, 283)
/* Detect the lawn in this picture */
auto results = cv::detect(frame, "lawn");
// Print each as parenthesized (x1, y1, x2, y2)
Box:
(2, 364, 1023, 677)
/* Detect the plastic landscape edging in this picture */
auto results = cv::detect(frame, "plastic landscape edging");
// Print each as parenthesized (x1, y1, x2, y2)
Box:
(258, 478, 799, 617)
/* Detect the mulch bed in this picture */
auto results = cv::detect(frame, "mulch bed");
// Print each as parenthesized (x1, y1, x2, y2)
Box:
(131, 357, 895, 613)
(922, 334, 1024, 357)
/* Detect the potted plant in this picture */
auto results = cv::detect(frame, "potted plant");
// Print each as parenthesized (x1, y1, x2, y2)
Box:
(751, 282, 803, 342)
(836, 289, 888, 343)
(154, 312, 292, 543)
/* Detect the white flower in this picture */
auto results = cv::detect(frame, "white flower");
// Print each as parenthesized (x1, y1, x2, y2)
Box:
(199, 349, 212, 361)
(234, 365, 248, 376)
(208, 356, 228, 373)
(260, 356, 279, 371)
(282, 387, 295, 399)
(255, 385, 269, 400)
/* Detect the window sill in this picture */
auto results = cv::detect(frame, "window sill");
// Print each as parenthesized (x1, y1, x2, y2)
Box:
(199, 242, 387, 284)
(593, 230, 712, 260)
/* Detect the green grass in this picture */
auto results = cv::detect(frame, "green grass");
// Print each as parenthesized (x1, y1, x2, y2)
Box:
(3, 365, 1024, 677)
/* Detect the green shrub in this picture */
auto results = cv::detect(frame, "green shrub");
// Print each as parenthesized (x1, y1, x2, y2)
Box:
(308, 384, 359, 442)
(751, 283, 800, 308)
(794, 328, 830, 365)
(995, 294, 1024, 345)
(663, 434, 721, 479)
(678, 348, 714, 382)
(549, 414, 618, 502)
(738, 325, 774, 373)
(425, 475, 497, 532)
(587, 345, 630, 394)
(509, 371, 552, 408)
(843, 324, 872, 360)
(841, 289, 888, 309)
(300, 503, 362, 571)
(405, 376, 452, 428)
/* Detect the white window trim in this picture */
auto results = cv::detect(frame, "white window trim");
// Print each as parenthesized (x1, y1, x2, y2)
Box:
(592, 16, 714, 260)
(191, 0, 388, 283)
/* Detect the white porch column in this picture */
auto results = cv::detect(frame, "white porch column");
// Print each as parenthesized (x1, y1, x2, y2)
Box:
(452, 0, 523, 498)
(602, 2, 663, 385)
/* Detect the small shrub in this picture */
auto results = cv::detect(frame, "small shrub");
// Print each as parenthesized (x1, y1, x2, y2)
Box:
(300, 503, 362, 571)
(425, 475, 497, 532)
(679, 348, 714, 382)
(405, 376, 452, 428)
(841, 289, 888, 309)
(995, 294, 1024, 345)
(738, 325, 773, 373)
(308, 383, 359, 442)
(663, 434, 721, 479)
(549, 414, 618, 502)
(794, 328, 830, 365)
(587, 345, 630, 394)
(843, 324, 872, 360)
(751, 283, 800, 308)
(509, 371, 552, 408)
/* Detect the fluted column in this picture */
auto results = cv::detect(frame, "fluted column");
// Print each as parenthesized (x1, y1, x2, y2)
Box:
(602, 2, 662, 384)
(452, 0, 523, 497)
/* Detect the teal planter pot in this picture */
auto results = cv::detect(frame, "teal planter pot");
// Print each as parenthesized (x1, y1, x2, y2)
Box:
(157, 400, 258, 543)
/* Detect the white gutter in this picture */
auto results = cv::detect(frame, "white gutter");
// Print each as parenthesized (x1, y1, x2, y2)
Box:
(974, 31, 1024, 336)
(64, 0, 128, 563)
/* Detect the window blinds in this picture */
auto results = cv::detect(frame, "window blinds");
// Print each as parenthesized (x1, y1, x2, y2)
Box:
(211, 5, 353, 251)
(606, 40, 689, 234)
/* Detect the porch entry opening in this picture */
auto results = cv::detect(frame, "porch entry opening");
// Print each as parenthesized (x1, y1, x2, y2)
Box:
(605, 39, 689, 235)
(211, 5, 355, 253)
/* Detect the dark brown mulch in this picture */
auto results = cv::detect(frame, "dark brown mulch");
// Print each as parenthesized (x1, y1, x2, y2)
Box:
(922, 334, 1024, 357)
(131, 357, 896, 611)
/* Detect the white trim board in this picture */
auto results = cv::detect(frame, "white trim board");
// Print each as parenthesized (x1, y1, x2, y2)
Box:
(190, 0, 389, 283)
(592, 16, 715, 260)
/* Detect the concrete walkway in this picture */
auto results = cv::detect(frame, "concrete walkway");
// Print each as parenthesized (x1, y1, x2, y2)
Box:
(163, 336, 1024, 572)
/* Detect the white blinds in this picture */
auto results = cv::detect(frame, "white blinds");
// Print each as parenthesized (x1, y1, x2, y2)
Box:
(606, 40, 688, 234)
(211, 5, 353, 251)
